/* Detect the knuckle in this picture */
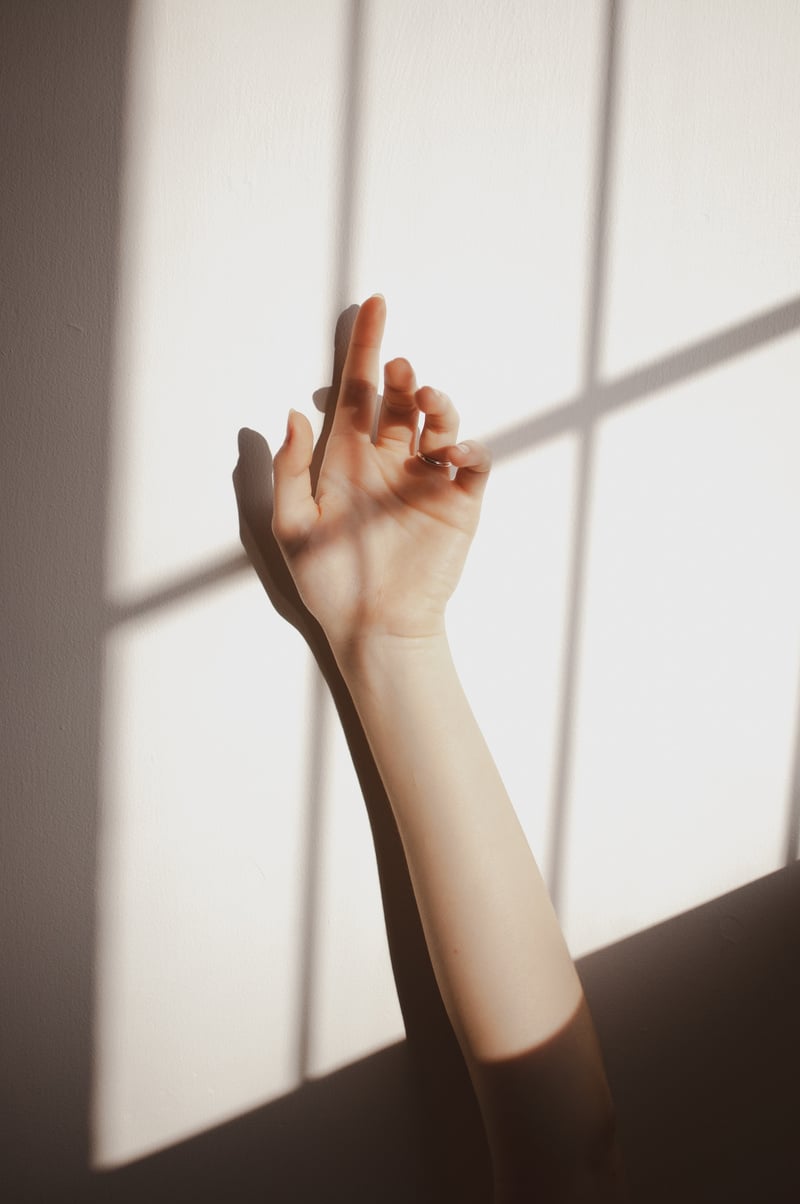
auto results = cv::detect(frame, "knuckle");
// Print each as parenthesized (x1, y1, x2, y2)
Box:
(383, 391, 416, 413)
(341, 376, 375, 408)
(425, 389, 459, 428)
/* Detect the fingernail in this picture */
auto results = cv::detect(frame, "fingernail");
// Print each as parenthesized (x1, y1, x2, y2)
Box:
(457, 442, 470, 454)
(286, 410, 296, 441)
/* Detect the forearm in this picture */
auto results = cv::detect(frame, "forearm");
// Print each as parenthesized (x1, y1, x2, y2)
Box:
(334, 630, 582, 1065)
(264, 292, 625, 1196)
(334, 630, 626, 1197)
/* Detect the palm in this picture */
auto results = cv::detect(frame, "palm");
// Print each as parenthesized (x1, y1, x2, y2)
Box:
(271, 297, 490, 648)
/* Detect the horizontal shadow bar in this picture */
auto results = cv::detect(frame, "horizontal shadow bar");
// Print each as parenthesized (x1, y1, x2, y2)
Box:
(487, 293, 800, 463)
(105, 551, 250, 626)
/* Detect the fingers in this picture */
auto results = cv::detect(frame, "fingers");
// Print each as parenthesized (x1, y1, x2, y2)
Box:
(375, 356, 418, 451)
(330, 293, 386, 439)
(375, 368, 459, 462)
(272, 409, 319, 550)
(416, 385, 460, 460)
(302, 290, 488, 508)
(405, 383, 490, 500)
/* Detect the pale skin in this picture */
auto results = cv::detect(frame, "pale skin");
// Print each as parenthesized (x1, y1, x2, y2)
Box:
(253, 295, 626, 1201)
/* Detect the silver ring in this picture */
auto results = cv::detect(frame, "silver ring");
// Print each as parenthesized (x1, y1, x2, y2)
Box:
(416, 450, 452, 469)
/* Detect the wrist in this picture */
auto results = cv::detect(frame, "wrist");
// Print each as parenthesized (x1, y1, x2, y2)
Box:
(330, 626, 452, 684)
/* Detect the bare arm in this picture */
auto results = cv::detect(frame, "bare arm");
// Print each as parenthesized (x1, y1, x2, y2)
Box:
(268, 295, 625, 1200)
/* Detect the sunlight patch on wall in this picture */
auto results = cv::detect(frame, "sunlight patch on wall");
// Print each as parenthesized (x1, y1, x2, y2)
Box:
(106, 0, 344, 604)
(94, 580, 308, 1166)
(351, 0, 604, 433)
(94, 0, 356, 1169)
(450, 433, 581, 889)
(562, 335, 800, 956)
(601, 0, 800, 379)
(305, 711, 406, 1078)
(92, 0, 800, 1170)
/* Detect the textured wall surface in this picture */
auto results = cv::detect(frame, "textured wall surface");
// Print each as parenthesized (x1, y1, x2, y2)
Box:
(3, 1, 799, 1200)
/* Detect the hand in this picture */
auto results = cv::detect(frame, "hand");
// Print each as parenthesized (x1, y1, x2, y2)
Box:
(271, 295, 491, 651)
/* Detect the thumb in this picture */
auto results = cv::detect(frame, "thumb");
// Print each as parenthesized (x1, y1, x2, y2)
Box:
(271, 409, 318, 551)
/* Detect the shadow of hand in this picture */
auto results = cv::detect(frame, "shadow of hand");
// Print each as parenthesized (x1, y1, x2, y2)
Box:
(232, 303, 360, 644)
(232, 426, 320, 640)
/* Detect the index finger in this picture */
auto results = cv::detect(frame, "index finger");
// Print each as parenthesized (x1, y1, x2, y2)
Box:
(331, 294, 386, 438)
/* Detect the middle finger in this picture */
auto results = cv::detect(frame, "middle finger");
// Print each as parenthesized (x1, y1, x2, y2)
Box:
(416, 386, 460, 460)
(375, 357, 419, 453)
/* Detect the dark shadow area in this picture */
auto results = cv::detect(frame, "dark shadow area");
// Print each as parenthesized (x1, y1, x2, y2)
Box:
(473, 999, 625, 1201)
(0, 3, 130, 1200)
(580, 860, 800, 1203)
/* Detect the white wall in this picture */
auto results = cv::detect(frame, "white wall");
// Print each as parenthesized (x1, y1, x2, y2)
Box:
(11, 0, 799, 1175)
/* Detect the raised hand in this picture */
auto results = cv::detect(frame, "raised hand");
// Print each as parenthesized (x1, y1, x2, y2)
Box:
(271, 295, 491, 651)
(241, 295, 625, 1198)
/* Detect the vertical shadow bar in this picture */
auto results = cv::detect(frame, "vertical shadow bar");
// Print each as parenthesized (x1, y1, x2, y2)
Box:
(296, 668, 332, 1078)
(333, 0, 365, 312)
(296, 0, 365, 1080)
(547, 0, 621, 914)
(783, 656, 800, 864)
